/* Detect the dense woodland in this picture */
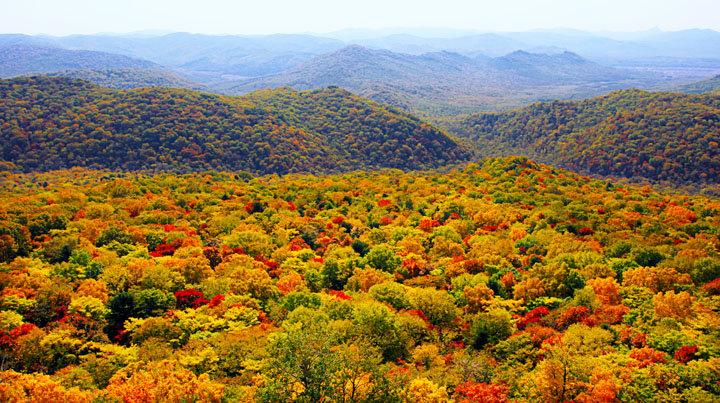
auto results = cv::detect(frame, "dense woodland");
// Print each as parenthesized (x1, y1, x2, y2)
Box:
(0, 77, 469, 174)
(446, 89, 720, 188)
(0, 157, 719, 402)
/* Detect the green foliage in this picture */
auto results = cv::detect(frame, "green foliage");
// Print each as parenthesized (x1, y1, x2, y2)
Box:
(363, 245, 402, 273)
(369, 282, 412, 310)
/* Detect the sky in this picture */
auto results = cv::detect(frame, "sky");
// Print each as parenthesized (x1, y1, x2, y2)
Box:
(2, 0, 719, 36)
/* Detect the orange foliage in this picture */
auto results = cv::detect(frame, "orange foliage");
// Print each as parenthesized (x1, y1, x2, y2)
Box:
(102, 360, 224, 402)
(464, 282, 495, 313)
(621, 266, 691, 292)
(653, 290, 695, 320)
(513, 277, 547, 301)
(628, 348, 667, 368)
(587, 277, 620, 305)
(0, 370, 95, 402)
(276, 271, 304, 295)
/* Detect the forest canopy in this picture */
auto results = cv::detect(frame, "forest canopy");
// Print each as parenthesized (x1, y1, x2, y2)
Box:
(0, 157, 719, 401)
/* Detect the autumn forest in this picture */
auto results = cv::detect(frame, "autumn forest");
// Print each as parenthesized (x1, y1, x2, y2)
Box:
(1, 20, 720, 403)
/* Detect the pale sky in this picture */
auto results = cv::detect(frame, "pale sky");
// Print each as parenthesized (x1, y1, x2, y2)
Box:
(2, 0, 719, 36)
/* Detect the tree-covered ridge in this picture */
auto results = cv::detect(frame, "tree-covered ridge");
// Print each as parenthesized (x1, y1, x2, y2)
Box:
(31, 68, 211, 92)
(0, 157, 719, 401)
(0, 77, 470, 174)
(446, 89, 720, 187)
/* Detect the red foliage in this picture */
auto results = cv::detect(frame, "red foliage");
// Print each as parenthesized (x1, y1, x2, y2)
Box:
(619, 327, 647, 348)
(332, 216, 345, 224)
(9, 323, 37, 339)
(175, 289, 208, 309)
(208, 294, 225, 308)
(149, 238, 183, 257)
(556, 306, 592, 329)
(377, 199, 392, 208)
(255, 256, 279, 271)
(380, 216, 394, 225)
(578, 227, 595, 236)
(419, 219, 441, 231)
(629, 348, 667, 368)
(328, 290, 352, 301)
(701, 278, 720, 296)
(516, 306, 550, 330)
(402, 258, 424, 277)
(674, 345, 698, 364)
(455, 382, 510, 403)
(288, 237, 311, 251)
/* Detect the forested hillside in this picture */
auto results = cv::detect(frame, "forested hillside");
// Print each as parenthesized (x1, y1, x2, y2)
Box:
(0, 77, 469, 174)
(0, 157, 718, 401)
(33, 68, 210, 92)
(446, 89, 720, 187)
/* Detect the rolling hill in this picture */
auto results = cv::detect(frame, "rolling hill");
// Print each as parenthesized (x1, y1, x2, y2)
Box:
(445, 89, 720, 186)
(0, 76, 470, 174)
(220, 45, 661, 117)
(0, 44, 157, 78)
(32, 68, 211, 92)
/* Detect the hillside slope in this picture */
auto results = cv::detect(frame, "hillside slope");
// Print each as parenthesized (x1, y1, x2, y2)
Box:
(0, 77, 470, 174)
(446, 89, 720, 186)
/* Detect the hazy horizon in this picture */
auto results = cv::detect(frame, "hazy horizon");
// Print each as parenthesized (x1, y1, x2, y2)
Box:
(3, 0, 720, 36)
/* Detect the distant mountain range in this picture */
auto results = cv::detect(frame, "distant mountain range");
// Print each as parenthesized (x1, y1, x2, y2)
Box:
(445, 89, 720, 186)
(3, 28, 720, 81)
(1, 29, 720, 116)
(219, 45, 662, 116)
